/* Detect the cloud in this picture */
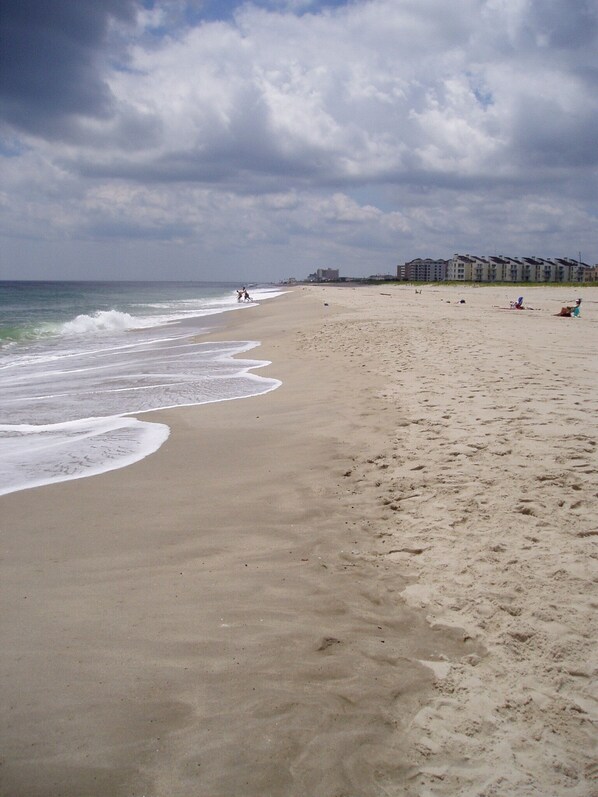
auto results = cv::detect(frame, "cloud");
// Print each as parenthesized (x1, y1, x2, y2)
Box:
(0, 0, 596, 279)
(0, 0, 137, 136)
(69, 0, 597, 187)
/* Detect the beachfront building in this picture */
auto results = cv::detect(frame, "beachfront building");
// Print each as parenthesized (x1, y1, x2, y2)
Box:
(307, 268, 340, 282)
(585, 264, 598, 282)
(397, 258, 449, 281)
(448, 254, 594, 283)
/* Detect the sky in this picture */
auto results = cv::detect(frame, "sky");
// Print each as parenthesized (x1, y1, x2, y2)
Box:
(0, 0, 597, 282)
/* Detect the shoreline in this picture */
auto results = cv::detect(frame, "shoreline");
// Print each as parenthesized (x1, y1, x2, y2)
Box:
(1, 285, 596, 796)
(0, 290, 286, 498)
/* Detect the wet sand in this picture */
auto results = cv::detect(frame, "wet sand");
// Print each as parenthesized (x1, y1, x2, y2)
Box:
(1, 284, 596, 796)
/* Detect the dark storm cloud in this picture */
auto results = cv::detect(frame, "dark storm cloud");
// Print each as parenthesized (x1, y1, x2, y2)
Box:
(524, 0, 598, 49)
(504, 2, 598, 173)
(0, 0, 137, 136)
(513, 106, 598, 169)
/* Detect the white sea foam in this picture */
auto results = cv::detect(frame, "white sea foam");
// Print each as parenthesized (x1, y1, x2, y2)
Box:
(0, 416, 170, 497)
(0, 337, 281, 495)
(0, 285, 286, 496)
(0, 337, 280, 424)
(60, 309, 146, 335)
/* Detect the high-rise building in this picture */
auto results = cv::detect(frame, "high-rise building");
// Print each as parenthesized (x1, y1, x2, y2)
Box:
(315, 268, 339, 281)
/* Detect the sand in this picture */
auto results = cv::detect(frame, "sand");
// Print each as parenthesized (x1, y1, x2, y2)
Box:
(1, 284, 596, 797)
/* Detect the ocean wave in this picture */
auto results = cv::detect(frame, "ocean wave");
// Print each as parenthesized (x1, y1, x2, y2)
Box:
(2, 310, 148, 347)
(59, 310, 146, 336)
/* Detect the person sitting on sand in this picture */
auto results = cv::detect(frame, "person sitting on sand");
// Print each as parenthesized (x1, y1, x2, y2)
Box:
(556, 298, 581, 317)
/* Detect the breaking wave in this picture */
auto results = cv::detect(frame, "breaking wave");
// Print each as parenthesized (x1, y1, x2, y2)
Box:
(60, 310, 147, 336)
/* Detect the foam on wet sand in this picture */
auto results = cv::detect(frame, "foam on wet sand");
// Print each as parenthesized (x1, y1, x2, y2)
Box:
(1, 284, 596, 796)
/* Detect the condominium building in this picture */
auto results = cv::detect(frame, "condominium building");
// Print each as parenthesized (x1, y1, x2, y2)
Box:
(397, 258, 449, 281)
(448, 255, 595, 283)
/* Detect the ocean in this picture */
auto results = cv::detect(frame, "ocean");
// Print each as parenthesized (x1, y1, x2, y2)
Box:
(0, 281, 284, 497)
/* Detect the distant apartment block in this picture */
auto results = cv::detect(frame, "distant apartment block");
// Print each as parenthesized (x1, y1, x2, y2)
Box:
(397, 258, 449, 281)
(307, 268, 340, 281)
(447, 255, 597, 283)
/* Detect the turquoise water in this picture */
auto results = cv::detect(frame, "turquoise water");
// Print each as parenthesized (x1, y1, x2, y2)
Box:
(0, 281, 284, 496)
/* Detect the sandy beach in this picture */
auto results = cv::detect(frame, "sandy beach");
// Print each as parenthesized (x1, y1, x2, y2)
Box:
(1, 284, 597, 797)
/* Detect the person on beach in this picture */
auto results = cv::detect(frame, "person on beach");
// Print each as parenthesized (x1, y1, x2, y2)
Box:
(507, 296, 524, 309)
(237, 289, 243, 302)
(556, 299, 581, 317)
(243, 289, 252, 302)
